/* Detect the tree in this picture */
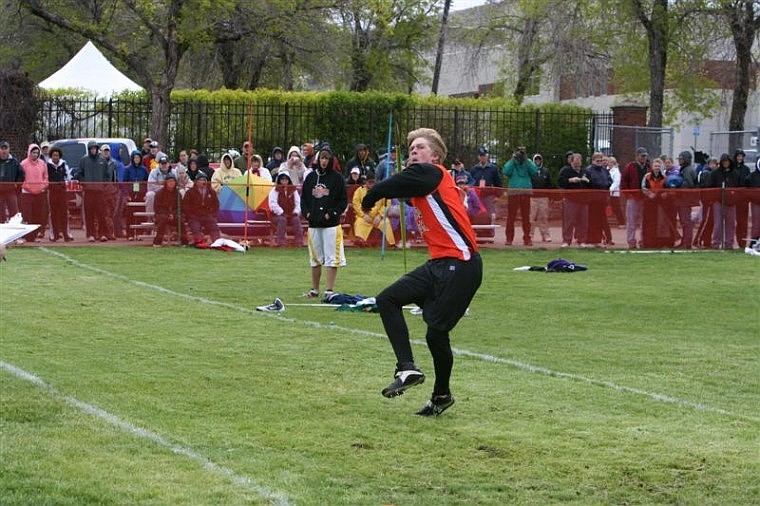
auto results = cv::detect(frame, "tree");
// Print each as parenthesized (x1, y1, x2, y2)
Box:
(431, 0, 452, 95)
(720, 0, 760, 132)
(19, 0, 230, 147)
(337, 0, 438, 92)
(630, 0, 670, 128)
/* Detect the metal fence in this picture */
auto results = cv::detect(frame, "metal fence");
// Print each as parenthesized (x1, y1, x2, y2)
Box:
(709, 129, 759, 166)
(35, 96, 615, 167)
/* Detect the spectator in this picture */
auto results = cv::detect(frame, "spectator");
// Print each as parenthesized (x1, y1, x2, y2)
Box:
(607, 156, 625, 228)
(141, 137, 152, 158)
(19, 143, 49, 242)
(142, 140, 166, 172)
(376, 147, 399, 181)
(352, 173, 395, 247)
(185, 156, 203, 182)
(469, 146, 503, 217)
(585, 152, 612, 247)
(145, 155, 177, 214)
(302, 142, 315, 169)
(733, 149, 750, 248)
(266, 146, 285, 176)
(0, 140, 23, 222)
(449, 158, 473, 186)
(621, 147, 650, 248)
(314, 141, 342, 174)
(694, 157, 719, 248)
(73, 141, 114, 242)
(244, 154, 273, 181)
(641, 157, 676, 248)
(176, 150, 190, 173)
(195, 154, 215, 180)
(673, 151, 697, 248)
(707, 153, 741, 249)
(46, 147, 73, 242)
(100, 144, 121, 240)
(279, 146, 307, 186)
(234, 141, 254, 172)
(346, 166, 364, 186)
(345, 143, 376, 180)
(211, 153, 241, 194)
(746, 154, 760, 242)
(153, 174, 184, 247)
(39, 141, 51, 163)
(300, 145, 348, 299)
(456, 174, 486, 219)
(530, 153, 553, 243)
(268, 168, 303, 247)
(557, 153, 590, 247)
(502, 147, 537, 246)
(123, 150, 149, 240)
(183, 172, 220, 245)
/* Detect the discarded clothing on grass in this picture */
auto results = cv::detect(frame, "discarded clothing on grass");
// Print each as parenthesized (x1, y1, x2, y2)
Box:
(325, 293, 379, 312)
(513, 258, 588, 272)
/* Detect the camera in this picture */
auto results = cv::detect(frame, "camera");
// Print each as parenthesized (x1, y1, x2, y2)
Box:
(514, 149, 526, 161)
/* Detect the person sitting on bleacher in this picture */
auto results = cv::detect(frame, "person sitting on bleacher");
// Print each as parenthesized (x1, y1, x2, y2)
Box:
(145, 156, 177, 214)
(153, 174, 185, 247)
(268, 168, 303, 247)
(183, 171, 220, 246)
(352, 173, 395, 247)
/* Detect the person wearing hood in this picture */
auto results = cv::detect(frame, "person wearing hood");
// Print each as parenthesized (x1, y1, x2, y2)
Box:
(19, 143, 49, 241)
(733, 148, 750, 248)
(278, 146, 307, 186)
(153, 174, 185, 247)
(530, 153, 553, 243)
(672, 150, 697, 248)
(269, 168, 303, 247)
(502, 147, 538, 246)
(706, 153, 741, 249)
(607, 156, 625, 229)
(745, 152, 760, 242)
(211, 152, 242, 194)
(194, 154, 215, 180)
(344, 143, 376, 180)
(266, 146, 285, 175)
(73, 140, 114, 242)
(46, 147, 73, 242)
(300, 146, 348, 298)
(244, 154, 273, 182)
(183, 171, 220, 245)
(123, 150, 149, 240)
(0, 140, 24, 221)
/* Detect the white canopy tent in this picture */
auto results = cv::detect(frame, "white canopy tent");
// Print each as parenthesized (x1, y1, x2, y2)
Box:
(39, 41, 143, 97)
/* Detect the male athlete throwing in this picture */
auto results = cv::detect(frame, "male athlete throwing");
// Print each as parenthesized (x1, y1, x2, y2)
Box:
(361, 128, 482, 416)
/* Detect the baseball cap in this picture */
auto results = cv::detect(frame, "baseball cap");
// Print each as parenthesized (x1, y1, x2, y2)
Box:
(158, 156, 169, 163)
(150, 141, 159, 148)
(636, 147, 648, 155)
(0, 141, 9, 148)
(100, 144, 110, 151)
(478, 147, 489, 155)
(350, 167, 361, 175)
(195, 171, 208, 180)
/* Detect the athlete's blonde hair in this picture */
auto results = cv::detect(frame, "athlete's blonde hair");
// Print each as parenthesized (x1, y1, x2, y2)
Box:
(407, 127, 447, 163)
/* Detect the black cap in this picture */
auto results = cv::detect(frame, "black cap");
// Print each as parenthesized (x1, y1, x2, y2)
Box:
(0, 141, 9, 148)
(636, 147, 648, 155)
(478, 147, 489, 155)
(150, 141, 159, 148)
(159, 156, 169, 163)
(195, 171, 208, 180)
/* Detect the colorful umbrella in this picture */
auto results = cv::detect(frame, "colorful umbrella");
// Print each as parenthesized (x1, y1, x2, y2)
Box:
(217, 174, 274, 237)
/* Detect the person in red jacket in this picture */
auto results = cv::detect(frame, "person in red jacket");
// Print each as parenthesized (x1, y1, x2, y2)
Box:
(361, 127, 482, 417)
(183, 171, 220, 245)
(621, 147, 650, 248)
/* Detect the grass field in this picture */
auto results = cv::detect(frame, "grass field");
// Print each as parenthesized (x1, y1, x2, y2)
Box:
(1, 246, 758, 505)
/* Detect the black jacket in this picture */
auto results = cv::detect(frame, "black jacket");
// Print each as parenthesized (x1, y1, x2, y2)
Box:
(301, 168, 347, 228)
(0, 155, 23, 190)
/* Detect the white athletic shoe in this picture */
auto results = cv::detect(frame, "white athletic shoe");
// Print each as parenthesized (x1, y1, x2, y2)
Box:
(256, 298, 285, 312)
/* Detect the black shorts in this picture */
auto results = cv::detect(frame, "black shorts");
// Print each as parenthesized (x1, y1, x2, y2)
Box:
(379, 253, 482, 331)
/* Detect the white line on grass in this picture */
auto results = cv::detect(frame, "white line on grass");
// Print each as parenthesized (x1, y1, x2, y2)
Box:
(0, 360, 292, 506)
(39, 248, 758, 422)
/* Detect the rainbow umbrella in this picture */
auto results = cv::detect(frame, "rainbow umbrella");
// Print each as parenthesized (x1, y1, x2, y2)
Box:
(217, 174, 274, 236)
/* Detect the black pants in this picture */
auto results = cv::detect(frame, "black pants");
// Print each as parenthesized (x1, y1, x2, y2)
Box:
(376, 254, 482, 395)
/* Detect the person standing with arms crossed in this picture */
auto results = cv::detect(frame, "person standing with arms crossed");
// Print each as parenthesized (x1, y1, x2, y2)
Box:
(361, 128, 483, 417)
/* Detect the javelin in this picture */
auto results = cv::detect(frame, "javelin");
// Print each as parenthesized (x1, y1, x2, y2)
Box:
(380, 110, 393, 259)
(243, 103, 254, 250)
